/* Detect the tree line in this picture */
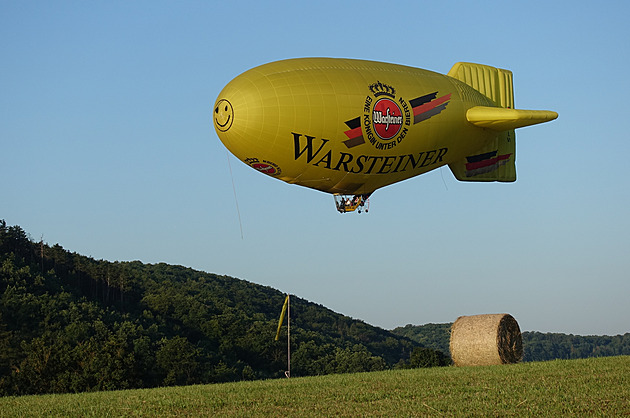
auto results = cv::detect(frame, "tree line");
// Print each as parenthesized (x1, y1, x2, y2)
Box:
(0, 220, 448, 396)
(392, 324, 630, 362)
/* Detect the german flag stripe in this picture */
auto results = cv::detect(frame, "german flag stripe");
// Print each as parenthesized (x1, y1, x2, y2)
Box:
(412, 93, 451, 117)
(409, 92, 437, 108)
(414, 103, 449, 124)
(465, 159, 510, 177)
(345, 117, 361, 130)
(343, 116, 364, 148)
(465, 153, 511, 171)
(343, 136, 365, 148)
(466, 151, 497, 163)
(344, 126, 362, 139)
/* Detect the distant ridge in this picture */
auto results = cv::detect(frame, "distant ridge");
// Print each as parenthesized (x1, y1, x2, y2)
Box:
(391, 323, 630, 361)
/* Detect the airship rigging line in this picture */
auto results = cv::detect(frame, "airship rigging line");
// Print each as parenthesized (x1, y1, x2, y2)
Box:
(225, 150, 244, 240)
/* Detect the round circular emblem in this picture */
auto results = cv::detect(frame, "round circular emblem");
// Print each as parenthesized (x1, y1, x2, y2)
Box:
(244, 158, 282, 176)
(252, 163, 277, 174)
(372, 98, 403, 140)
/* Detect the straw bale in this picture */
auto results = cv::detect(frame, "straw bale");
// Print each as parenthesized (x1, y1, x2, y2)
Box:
(449, 313, 523, 366)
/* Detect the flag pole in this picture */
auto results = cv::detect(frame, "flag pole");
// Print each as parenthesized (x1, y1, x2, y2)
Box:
(287, 294, 291, 378)
(275, 294, 291, 378)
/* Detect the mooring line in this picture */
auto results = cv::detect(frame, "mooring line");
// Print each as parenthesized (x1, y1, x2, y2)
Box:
(226, 151, 244, 239)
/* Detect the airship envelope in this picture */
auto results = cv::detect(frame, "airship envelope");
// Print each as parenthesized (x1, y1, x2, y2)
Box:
(213, 58, 557, 213)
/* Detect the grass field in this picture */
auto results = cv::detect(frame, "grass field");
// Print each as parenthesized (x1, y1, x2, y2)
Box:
(1, 356, 628, 416)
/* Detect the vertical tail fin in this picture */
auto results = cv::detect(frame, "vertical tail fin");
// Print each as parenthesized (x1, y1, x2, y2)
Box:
(446, 62, 557, 182)
(447, 62, 515, 108)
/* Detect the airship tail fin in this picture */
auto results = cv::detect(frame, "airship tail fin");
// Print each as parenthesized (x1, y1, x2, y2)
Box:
(447, 62, 514, 107)
(447, 62, 556, 182)
(466, 107, 558, 131)
(447, 62, 517, 181)
(448, 129, 517, 182)
(448, 62, 558, 129)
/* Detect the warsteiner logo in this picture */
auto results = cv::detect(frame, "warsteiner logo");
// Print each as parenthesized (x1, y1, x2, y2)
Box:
(342, 82, 452, 151)
(363, 81, 409, 150)
(372, 98, 403, 140)
(244, 157, 282, 176)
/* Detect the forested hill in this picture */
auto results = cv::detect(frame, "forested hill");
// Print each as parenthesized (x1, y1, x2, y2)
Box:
(0, 220, 448, 396)
(392, 324, 630, 362)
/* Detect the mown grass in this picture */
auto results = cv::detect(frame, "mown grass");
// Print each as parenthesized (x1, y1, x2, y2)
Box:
(1, 356, 629, 417)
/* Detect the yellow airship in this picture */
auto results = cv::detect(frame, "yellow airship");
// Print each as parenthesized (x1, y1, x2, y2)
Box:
(213, 58, 557, 213)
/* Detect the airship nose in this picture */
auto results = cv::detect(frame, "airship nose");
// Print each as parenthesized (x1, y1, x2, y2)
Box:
(213, 98, 234, 132)
(213, 73, 272, 160)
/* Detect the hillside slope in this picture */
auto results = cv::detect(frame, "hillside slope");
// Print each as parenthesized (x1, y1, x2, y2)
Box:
(0, 220, 445, 395)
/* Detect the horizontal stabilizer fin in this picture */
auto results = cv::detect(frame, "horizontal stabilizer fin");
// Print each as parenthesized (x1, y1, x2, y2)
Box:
(467, 106, 558, 131)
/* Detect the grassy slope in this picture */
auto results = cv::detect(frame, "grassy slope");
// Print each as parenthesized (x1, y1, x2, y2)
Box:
(2, 356, 629, 416)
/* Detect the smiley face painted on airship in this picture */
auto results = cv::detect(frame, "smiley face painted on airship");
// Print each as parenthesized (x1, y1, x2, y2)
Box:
(214, 99, 233, 132)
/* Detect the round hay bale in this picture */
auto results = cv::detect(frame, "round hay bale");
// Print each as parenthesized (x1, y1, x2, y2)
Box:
(450, 313, 523, 367)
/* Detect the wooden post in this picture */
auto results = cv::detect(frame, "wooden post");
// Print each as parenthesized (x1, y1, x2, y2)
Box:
(287, 294, 291, 378)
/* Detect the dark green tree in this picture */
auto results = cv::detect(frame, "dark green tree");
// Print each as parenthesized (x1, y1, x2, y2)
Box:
(156, 336, 201, 386)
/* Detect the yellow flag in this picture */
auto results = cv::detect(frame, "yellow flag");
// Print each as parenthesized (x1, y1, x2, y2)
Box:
(275, 295, 289, 341)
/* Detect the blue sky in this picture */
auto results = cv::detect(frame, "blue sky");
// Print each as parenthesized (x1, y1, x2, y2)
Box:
(2, 1, 629, 335)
